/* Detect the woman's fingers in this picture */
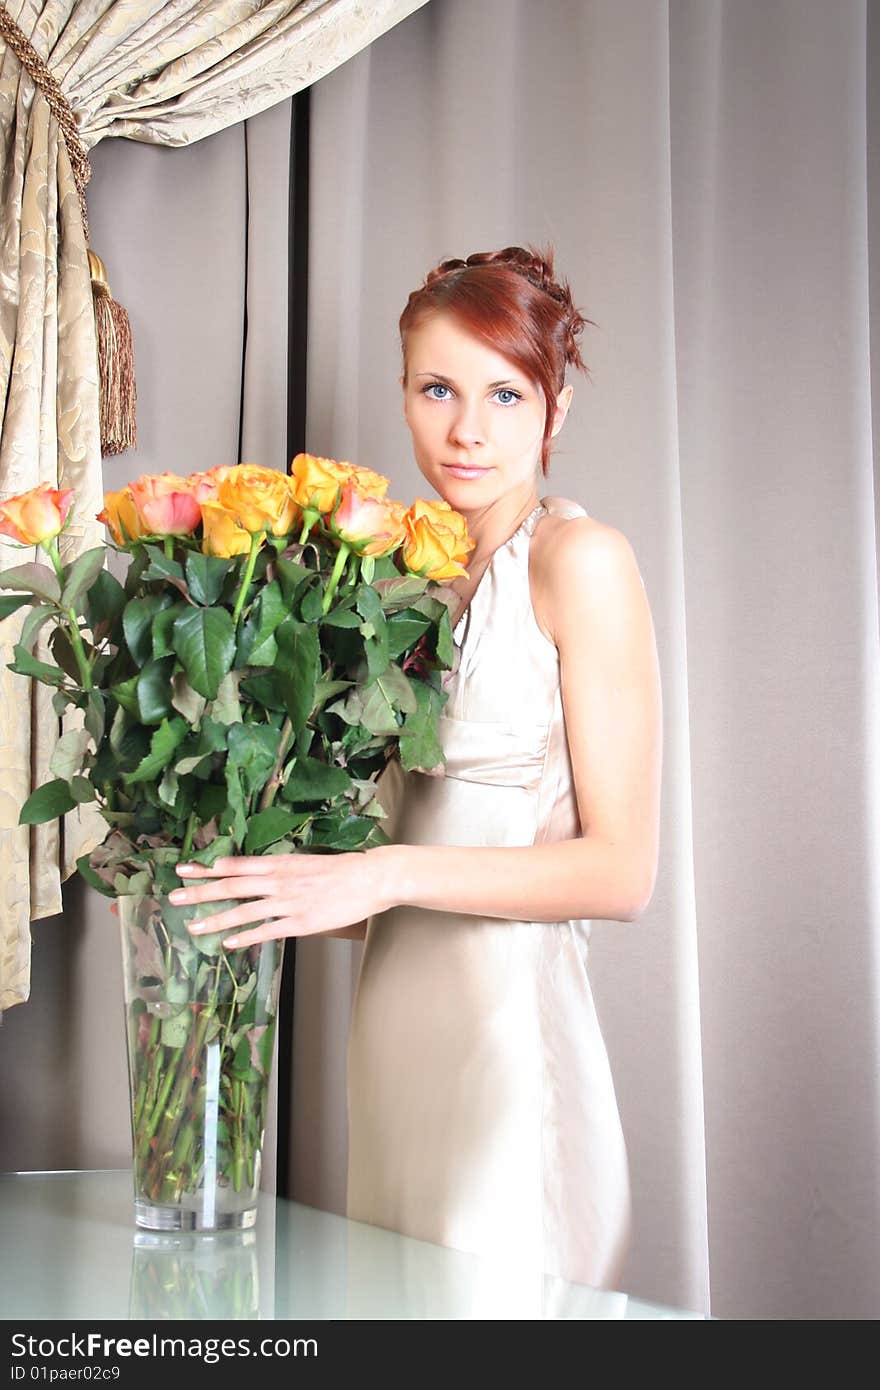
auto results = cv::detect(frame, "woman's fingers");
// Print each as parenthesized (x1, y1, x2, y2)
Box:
(169, 875, 279, 906)
(188, 899, 292, 935)
(222, 922, 297, 951)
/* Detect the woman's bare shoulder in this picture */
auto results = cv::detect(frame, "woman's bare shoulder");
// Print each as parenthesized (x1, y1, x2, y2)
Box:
(531, 504, 641, 646)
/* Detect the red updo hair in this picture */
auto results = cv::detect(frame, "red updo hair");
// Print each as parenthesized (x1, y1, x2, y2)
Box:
(399, 243, 595, 476)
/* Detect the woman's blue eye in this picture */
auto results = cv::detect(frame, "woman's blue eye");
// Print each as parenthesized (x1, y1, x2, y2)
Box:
(421, 383, 522, 405)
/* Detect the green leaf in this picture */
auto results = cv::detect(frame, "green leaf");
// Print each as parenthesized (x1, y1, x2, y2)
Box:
(172, 606, 235, 700)
(274, 617, 319, 731)
(0, 593, 32, 619)
(244, 807, 304, 852)
(282, 756, 350, 804)
(235, 580, 287, 665)
(140, 546, 186, 586)
(84, 690, 106, 745)
(239, 672, 286, 712)
(123, 594, 173, 667)
(185, 552, 231, 606)
(69, 775, 96, 804)
(123, 717, 189, 785)
(322, 606, 362, 629)
(152, 599, 190, 659)
(226, 723, 281, 800)
(48, 626, 81, 682)
(61, 547, 106, 608)
(0, 562, 60, 603)
(17, 604, 56, 653)
(386, 610, 432, 658)
(191, 835, 236, 868)
(110, 673, 139, 716)
(19, 779, 77, 824)
(398, 680, 445, 774)
(86, 568, 126, 633)
(299, 575, 325, 622)
(309, 812, 378, 850)
(136, 657, 175, 724)
(9, 643, 69, 687)
(275, 557, 312, 603)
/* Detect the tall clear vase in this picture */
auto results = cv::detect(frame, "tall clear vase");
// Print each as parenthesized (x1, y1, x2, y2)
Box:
(118, 893, 284, 1232)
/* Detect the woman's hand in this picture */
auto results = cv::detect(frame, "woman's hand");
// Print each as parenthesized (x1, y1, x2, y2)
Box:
(165, 846, 398, 950)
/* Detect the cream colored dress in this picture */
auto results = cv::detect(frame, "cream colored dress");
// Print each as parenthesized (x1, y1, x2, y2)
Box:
(345, 495, 632, 1295)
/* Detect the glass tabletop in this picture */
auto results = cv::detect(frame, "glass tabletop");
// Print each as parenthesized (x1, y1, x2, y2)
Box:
(0, 1170, 706, 1320)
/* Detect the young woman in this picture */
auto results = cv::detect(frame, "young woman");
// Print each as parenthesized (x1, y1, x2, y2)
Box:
(171, 244, 663, 1292)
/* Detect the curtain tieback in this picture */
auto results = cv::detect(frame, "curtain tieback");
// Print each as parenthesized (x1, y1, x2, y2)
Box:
(0, 5, 138, 457)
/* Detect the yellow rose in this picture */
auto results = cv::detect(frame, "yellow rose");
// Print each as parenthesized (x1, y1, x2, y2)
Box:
(289, 453, 352, 514)
(97, 486, 146, 545)
(216, 464, 299, 535)
(400, 499, 474, 580)
(200, 500, 253, 558)
(0, 483, 74, 546)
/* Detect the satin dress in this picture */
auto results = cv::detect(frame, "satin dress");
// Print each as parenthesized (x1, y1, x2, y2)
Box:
(345, 495, 632, 1297)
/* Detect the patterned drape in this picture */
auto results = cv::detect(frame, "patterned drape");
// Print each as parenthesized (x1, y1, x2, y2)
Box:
(0, 0, 429, 1009)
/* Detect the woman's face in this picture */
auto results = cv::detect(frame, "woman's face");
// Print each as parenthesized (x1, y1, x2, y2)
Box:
(401, 311, 571, 511)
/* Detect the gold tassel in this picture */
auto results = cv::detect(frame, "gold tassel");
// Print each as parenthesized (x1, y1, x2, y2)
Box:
(88, 249, 137, 457)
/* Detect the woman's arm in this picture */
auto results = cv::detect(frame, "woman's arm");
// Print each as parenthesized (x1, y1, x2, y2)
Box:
(382, 519, 662, 924)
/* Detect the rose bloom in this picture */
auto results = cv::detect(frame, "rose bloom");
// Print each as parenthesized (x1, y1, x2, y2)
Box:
(128, 473, 202, 537)
(97, 486, 146, 545)
(289, 452, 352, 515)
(216, 463, 298, 535)
(0, 483, 74, 546)
(330, 484, 406, 558)
(200, 499, 253, 558)
(400, 498, 474, 580)
(341, 463, 391, 501)
(187, 466, 234, 503)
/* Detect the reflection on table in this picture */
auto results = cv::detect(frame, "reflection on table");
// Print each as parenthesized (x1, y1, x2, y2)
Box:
(0, 1170, 706, 1320)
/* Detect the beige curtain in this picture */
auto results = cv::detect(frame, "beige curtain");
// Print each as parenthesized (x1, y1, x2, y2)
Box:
(291, 0, 880, 1319)
(0, 0, 430, 1010)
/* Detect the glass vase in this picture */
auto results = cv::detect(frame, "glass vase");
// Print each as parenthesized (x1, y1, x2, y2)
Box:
(118, 892, 284, 1232)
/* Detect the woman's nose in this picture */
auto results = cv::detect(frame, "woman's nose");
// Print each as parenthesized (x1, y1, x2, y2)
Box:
(449, 403, 486, 448)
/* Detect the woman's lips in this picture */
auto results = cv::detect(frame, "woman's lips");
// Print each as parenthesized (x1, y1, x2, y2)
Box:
(442, 464, 490, 479)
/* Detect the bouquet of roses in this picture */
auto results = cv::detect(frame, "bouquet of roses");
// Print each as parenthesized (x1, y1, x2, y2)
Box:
(0, 455, 473, 1214)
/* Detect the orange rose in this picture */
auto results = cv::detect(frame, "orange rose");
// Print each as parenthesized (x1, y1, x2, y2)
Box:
(289, 453, 352, 515)
(341, 463, 391, 501)
(187, 466, 234, 503)
(200, 500, 253, 558)
(410, 496, 471, 545)
(330, 484, 406, 557)
(400, 498, 474, 580)
(128, 473, 202, 537)
(0, 483, 74, 546)
(216, 464, 298, 535)
(97, 486, 145, 545)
